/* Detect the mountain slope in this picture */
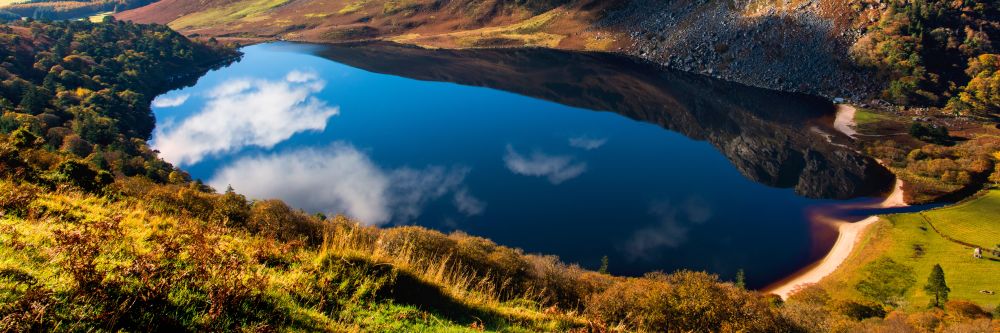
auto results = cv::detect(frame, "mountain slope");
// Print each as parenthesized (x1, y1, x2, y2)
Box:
(115, 0, 878, 98)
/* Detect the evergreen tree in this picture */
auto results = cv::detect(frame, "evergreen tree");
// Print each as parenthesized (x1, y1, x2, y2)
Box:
(923, 264, 950, 307)
(17, 86, 45, 115)
(598, 255, 609, 274)
(735, 269, 746, 289)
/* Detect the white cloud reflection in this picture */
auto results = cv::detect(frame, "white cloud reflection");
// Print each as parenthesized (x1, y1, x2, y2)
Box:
(623, 197, 713, 260)
(208, 143, 477, 226)
(153, 70, 339, 166)
(453, 188, 486, 216)
(151, 93, 190, 108)
(503, 144, 586, 184)
(568, 135, 607, 150)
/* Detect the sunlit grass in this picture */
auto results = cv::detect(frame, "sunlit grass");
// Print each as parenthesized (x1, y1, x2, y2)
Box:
(819, 190, 1000, 310)
(169, 0, 291, 30)
(394, 9, 566, 48)
(338, 0, 366, 15)
(922, 190, 1000, 250)
(87, 11, 112, 22)
(0, 178, 582, 331)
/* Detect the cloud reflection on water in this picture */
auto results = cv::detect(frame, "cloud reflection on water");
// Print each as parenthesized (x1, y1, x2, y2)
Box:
(153, 70, 339, 165)
(208, 142, 478, 226)
(568, 135, 607, 150)
(623, 197, 714, 260)
(503, 144, 586, 184)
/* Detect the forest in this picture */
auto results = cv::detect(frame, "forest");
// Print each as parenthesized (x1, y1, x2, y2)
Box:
(852, 0, 999, 117)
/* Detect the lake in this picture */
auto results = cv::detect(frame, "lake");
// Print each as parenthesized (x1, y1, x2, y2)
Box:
(151, 42, 898, 288)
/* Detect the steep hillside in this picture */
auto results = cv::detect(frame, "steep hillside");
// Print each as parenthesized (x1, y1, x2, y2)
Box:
(114, 0, 873, 98)
(116, 0, 1000, 112)
(0, 0, 155, 20)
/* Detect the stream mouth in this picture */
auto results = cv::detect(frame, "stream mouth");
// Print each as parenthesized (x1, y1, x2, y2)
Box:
(150, 41, 900, 289)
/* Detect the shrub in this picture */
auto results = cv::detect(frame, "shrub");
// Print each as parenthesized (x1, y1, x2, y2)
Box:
(943, 300, 990, 321)
(51, 160, 111, 193)
(212, 187, 250, 227)
(909, 123, 951, 145)
(832, 300, 887, 320)
(0, 182, 39, 217)
(856, 257, 916, 306)
(248, 199, 324, 243)
(585, 271, 789, 332)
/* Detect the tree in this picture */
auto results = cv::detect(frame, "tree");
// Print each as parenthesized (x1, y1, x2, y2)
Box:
(17, 86, 45, 115)
(957, 54, 1000, 116)
(923, 264, 950, 307)
(855, 257, 916, 306)
(598, 255, 609, 274)
(11, 127, 38, 148)
(735, 269, 746, 289)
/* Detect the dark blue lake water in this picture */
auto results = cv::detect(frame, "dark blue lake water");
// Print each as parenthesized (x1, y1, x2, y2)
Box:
(151, 42, 897, 288)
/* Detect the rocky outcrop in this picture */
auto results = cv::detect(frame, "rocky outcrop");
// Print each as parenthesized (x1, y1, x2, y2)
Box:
(598, 0, 879, 100)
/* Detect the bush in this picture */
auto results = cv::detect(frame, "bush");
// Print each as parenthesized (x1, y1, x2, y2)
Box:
(248, 199, 324, 243)
(0, 182, 39, 217)
(585, 271, 790, 332)
(943, 300, 990, 320)
(51, 160, 111, 193)
(909, 123, 951, 145)
(212, 187, 250, 227)
(833, 300, 887, 320)
(856, 257, 916, 306)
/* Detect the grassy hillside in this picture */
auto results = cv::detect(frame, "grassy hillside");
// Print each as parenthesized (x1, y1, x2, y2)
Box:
(0, 178, 584, 331)
(1, 0, 155, 20)
(819, 190, 1000, 310)
(925, 191, 1000, 250)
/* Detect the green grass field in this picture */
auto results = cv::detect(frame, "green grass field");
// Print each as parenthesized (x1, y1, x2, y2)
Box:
(923, 190, 1000, 250)
(853, 107, 897, 126)
(820, 190, 1000, 310)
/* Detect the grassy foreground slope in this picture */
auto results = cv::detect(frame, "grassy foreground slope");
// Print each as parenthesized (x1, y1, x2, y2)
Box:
(0, 179, 582, 331)
(819, 190, 1000, 310)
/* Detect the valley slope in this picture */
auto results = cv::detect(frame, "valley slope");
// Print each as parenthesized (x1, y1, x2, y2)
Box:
(115, 0, 881, 100)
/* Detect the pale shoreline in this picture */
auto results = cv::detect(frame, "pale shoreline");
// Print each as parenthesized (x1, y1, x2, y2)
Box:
(764, 104, 906, 299)
(833, 104, 858, 139)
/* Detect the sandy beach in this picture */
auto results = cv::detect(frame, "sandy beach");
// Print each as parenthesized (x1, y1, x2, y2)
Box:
(833, 104, 858, 139)
(764, 104, 906, 299)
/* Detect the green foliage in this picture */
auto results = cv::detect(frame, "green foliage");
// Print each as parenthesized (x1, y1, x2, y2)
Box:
(855, 257, 916, 306)
(852, 0, 999, 108)
(923, 264, 949, 307)
(954, 54, 1000, 116)
(9, 126, 37, 148)
(832, 300, 886, 320)
(50, 159, 112, 192)
(908, 122, 950, 145)
(0, 20, 236, 180)
(598, 255, 608, 274)
(735, 269, 746, 289)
